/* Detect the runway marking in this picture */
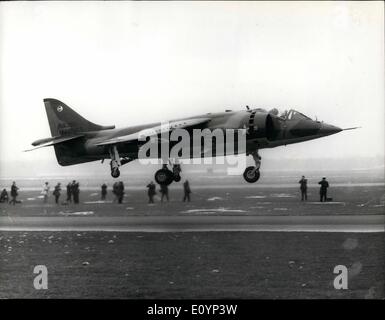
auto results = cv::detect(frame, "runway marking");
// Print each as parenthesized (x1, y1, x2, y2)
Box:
(270, 193, 296, 198)
(308, 202, 346, 205)
(0, 227, 383, 233)
(84, 201, 113, 204)
(207, 197, 224, 201)
(58, 211, 94, 216)
(181, 208, 247, 214)
(0, 215, 383, 233)
(245, 196, 267, 199)
(20, 204, 57, 208)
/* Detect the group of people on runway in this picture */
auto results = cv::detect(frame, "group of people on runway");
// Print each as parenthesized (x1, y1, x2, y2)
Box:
(1, 176, 330, 205)
(0, 181, 19, 205)
(40, 180, 81, 205)
(0, 179, 192, 206)
(145, 180, 191, 204)
(108, 179, 192, 204)
(298, 176, 330, 202)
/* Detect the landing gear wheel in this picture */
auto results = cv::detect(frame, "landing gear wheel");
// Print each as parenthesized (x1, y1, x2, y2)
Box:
(111, 167, 120, 178)
(155, 169, 174, 185)
(243, 166, 260, 183)
(173, 175, 181, 182)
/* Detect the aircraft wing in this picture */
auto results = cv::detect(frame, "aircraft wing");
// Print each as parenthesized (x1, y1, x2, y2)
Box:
(24, 134, 84, 152)
(95, 117, 211, 146)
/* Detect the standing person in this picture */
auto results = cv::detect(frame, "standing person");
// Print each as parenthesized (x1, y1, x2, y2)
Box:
(298, 176, 308, 201)
(183, 180, 191, 202)
(101, 183, 107, 200)
(146, 181, 156, 204)
(9, 181, 19, 205)
(42, 182, 50, 203)
(53, 183, 61, 205)
(72, 180, 80, 204)
(117, 181, 125, 204)
(159, 183, 169, 202)
(66, 182, 72, 203)
(0, 189, 9, 203)
(112, 182, 118, 203)
(318, 177, 329, 202)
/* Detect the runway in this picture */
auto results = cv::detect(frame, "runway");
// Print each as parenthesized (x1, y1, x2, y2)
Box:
(0, 215, 384, 233)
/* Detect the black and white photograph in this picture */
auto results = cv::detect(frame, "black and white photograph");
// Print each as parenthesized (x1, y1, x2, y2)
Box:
(0, 0, 384, 310)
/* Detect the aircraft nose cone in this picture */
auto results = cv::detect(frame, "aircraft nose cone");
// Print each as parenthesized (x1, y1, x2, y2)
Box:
(289, 120, 321, 137)
(319, 123, 342, 136)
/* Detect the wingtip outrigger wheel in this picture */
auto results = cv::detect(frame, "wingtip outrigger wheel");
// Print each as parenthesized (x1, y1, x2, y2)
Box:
(109, 145, 121, 178)
(111, 166, 120, 178)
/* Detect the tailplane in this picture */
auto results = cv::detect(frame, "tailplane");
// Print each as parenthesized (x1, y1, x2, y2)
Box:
(44, 98, 115, 137)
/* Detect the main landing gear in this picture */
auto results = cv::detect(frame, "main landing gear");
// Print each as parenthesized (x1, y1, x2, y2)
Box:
(155, 162, 182, 185)
(243, 150, 261, 183)
(107, 145, 181, 184)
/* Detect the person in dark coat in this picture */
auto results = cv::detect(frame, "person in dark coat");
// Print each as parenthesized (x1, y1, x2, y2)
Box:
(299, 176, 308, 201)
(159, 183, 169, 202)
(66, 182, 72, 203)
(101, 183, 107, 200)
(183, 180, 191, 202)
(0, 189, 9, 203)
(112, 182, 119, 203)
(53, 183, 61, 204)
(9, 181, 19, 205)
(146, 181, 156, 203)
(318, 177, 329, 202)
(72, 180, 80, 204)
(117, 181, 125, 204)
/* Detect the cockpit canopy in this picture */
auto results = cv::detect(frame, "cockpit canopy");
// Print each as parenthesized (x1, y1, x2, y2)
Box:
(277, 109, 313, 121)
(251, 107, 313, 121)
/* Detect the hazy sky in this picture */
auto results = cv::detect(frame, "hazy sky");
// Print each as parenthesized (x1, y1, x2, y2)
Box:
(0, 1, 383, 176)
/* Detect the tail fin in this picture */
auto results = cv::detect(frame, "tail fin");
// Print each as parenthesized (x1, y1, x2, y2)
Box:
(44, 98, 115, 137)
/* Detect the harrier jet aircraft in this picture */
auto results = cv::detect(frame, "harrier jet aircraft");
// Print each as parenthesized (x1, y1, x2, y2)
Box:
(27, 98, 353, 185)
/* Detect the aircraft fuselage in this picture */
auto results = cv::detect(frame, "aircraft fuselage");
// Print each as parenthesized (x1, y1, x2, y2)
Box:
(52, 109, 341, 166)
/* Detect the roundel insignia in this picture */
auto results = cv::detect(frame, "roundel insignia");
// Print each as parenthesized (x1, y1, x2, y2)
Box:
(57, 105, 63, 112)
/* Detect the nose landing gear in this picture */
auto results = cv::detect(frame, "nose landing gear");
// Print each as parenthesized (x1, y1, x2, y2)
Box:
(243, 166, 260, 183)
(243, 150, 261, 183)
